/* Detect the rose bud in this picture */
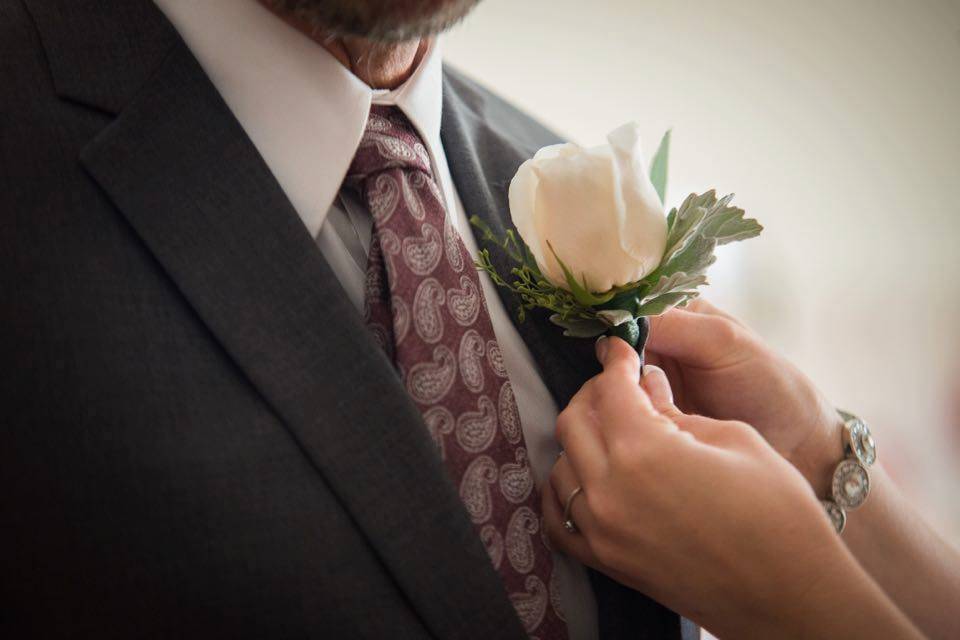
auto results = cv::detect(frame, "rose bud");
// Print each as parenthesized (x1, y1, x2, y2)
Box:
(508, 122, 668, 293)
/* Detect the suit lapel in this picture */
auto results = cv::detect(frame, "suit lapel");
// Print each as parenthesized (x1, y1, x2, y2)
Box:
(441, 69, 690, 640)
(29, 3, 526, 637)
(439, 71, 602, 409)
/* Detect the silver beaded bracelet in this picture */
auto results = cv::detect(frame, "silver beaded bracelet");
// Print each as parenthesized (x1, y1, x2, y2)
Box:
(821, 410, 877, 534)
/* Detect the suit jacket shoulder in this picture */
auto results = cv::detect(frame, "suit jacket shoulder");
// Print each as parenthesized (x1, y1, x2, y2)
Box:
(442, 65, 565, 154)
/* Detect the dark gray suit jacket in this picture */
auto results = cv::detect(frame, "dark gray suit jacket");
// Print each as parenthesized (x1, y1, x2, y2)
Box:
(1, 1, 696, 638)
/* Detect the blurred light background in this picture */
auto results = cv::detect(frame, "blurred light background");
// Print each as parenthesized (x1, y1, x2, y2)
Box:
(445, 0, 960, 540)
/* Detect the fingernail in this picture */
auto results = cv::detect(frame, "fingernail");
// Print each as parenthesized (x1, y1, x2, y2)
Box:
(641, 364, 674, 406)
(595, 335, 609, 363)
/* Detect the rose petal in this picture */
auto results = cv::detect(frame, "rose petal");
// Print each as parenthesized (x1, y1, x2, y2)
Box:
(607, 122, 668, 280)
(533, 146, 626, 290)
(508, 157, 551, 281)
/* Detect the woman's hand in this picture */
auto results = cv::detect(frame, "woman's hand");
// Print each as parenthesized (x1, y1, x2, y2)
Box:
(542, 337, 923, 639)
(645, 299, 841, 495)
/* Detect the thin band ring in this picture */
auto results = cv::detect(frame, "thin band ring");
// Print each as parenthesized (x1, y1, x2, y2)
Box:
(562, 486, 584, 534)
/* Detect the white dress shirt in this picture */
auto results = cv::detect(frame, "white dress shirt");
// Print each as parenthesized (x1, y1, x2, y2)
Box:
(153, 2, 599, 637)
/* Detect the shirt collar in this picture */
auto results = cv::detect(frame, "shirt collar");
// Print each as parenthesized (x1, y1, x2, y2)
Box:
(374, 39, 445, 171)
(153, 0, 445, 238)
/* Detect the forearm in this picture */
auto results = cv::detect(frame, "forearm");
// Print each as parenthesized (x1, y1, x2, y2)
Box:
(789, 556, 923, 640)
(792, 415, 960, 638)
(706, 538, 924, 640)
(840, 465, 960, 639)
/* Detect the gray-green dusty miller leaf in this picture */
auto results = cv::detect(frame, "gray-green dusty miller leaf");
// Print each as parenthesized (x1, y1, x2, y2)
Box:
(596, 309, 635, 327)
(641, 272, 708, 302)
(635, 292, 699, 317)
(549, 314, 608, 338)
(627, 191, 761, 318)
(634, 272, 706, 317)
(658, 237, 717, 279)
(662, 192, 723, 264)
(700, 206, 763, 246)
(659, 190, 762, 279)
(662, 203, 705, 265)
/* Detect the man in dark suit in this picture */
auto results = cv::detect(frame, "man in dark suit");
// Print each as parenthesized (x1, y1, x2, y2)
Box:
(1, 1, 695, 637)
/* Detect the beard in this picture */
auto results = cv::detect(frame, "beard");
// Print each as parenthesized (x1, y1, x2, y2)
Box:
(265, 0, 483, 42)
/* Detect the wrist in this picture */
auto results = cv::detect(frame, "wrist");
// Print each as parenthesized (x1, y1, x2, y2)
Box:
(787, 409, 844, 497)
(800, 409, 878, 534)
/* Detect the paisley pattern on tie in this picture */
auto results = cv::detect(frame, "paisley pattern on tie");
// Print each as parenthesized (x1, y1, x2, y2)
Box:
(347, 105, 568, 639)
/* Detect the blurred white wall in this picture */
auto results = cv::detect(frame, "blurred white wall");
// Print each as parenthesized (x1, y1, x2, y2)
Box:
(444, 0, 960, 538)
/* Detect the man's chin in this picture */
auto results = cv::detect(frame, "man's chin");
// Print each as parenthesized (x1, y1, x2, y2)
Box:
(264, 0, 483, 42)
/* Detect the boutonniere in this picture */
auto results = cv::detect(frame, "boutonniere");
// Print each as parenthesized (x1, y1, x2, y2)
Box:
(471, 122, 762, 351)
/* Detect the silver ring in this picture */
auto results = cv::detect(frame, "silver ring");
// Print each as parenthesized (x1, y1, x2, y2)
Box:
(562, 486, 583, 534)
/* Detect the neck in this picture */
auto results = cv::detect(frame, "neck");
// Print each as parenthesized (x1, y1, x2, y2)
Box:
(259, 2, 426, 90)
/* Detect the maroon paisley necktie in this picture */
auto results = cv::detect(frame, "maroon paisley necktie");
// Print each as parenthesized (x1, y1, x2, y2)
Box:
(345, 106, 568, 639)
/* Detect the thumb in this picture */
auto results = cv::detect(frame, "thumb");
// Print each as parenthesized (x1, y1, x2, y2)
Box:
(595, 336, 642, 382)
(595, 336, 658, 417)
(640, 365, 683, 419)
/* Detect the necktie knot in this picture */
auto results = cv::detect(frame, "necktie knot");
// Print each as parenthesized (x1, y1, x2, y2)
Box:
(346, 105, 433, 184)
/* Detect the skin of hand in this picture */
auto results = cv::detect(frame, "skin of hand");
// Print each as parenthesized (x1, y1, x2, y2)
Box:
(542, 337, 923, 639)
(647, 301, 960, 639)
(644, 299, 843, 496)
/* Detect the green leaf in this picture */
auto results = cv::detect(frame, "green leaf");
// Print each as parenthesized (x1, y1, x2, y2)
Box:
(503, 230, 521, 260)
(596, 309, 635, 327)
(649, 129, 671, 205)
(633, 271, 706, 317)
(659, 236, 718, 279)
(635, 291, 698, 317)
(469, 215, 525, 263)
(700, 204, 764, 246)
(640, 272, 707, 304)
(520, 241, 544, 277)
(601, 290, 642, 312)
(547, 241, 615, 307)
(661, 192, 713, 265)
(549, 314, 608, 338)
(654, 190, 762, 284)
(469, 215, 498, 245)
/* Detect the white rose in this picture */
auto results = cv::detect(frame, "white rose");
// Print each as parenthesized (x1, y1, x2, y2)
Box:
(508, 122, 668, 293)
